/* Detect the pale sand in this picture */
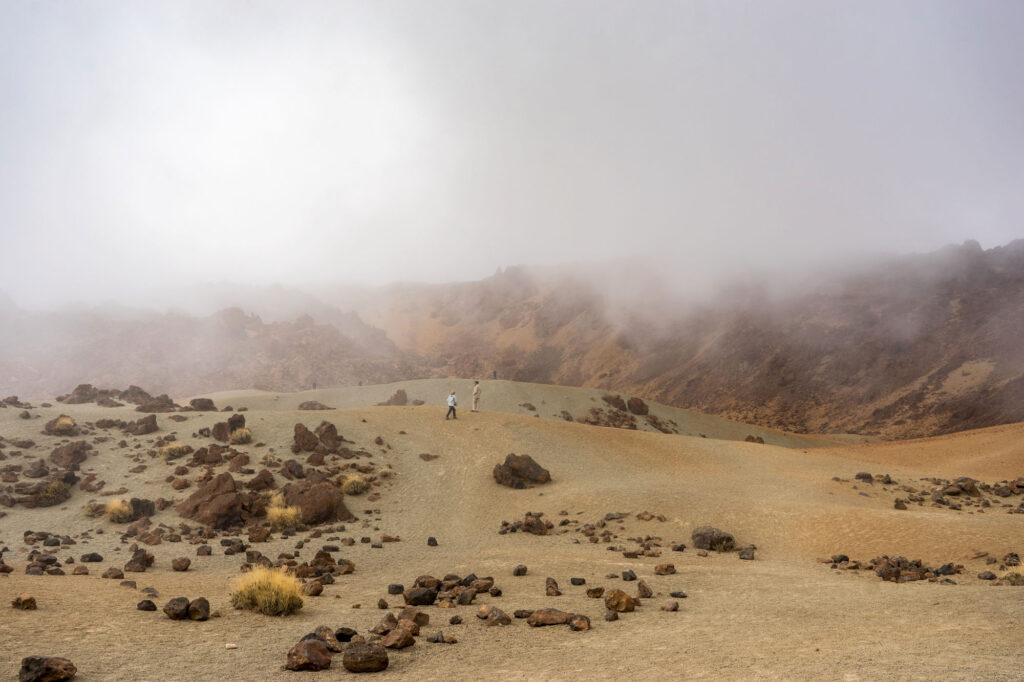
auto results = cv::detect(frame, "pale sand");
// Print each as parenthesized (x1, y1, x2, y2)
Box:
(1, 384, 1021, 680)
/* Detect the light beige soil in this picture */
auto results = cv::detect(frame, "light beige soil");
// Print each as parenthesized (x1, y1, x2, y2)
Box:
(1, 384, 1021, 681)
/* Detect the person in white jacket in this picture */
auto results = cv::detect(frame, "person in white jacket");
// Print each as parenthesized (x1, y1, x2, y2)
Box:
(445, 391, 457, 420)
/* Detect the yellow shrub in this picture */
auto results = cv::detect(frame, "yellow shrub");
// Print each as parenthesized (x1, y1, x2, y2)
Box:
(378, 466, 394, 479)
(342, 475, 368, 496)
(160, 443, 192, 461)
(52, 415, 77, 435)
(229, 567, 304, 616)
(267, 504, 302, 531)
(229, 428, 252, 444)
(267, 492, 285, 508)
(105, 499, 134, 523)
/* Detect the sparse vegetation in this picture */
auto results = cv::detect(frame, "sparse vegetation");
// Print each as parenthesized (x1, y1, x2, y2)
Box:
(267, 504, 302, 531)
(229, 427, 252, 444)
(82, 500, 105, 518)
(261, 453, 280, 467)
(50, 415, 77, 435)
(105, 499, 134, 523)
(160, 443, 192, 461)
(378, 466, 394, 479)
(229, 567, 304, 616)
(342, 474, 368, 496)
(38, 480, 70, 505)
(1004, 572, 1024, 586)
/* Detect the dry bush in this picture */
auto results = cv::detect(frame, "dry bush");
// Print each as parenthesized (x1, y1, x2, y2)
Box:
(160, 443, 192, 461)
(105, 499, 134, 523)
(1004, 572, 1024, 586)
(378, 466, 394, 479)
(229, 428, 252, 445)
(229, 567, 304, 616)
(38, 480, 70, 505)
(82, 500, 105, 518)
(342, 474, 368, 496)
(261, 453, 280, 467)
(267, 504, 302, 531)
(51, 415, 77, 435)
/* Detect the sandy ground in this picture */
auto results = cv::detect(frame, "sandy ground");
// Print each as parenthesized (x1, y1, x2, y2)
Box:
(1, 384, 1022, 681)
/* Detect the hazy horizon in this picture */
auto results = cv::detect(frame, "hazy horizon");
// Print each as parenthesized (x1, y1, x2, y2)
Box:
(2, 1, 1023, 309)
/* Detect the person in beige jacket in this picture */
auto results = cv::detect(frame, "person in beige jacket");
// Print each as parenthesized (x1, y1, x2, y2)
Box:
(472, 380, 481, 412)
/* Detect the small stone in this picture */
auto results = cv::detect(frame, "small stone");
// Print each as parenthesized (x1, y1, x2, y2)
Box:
(669, 591, 688, 599)
(654, 563, 676, 575)
(513, 564, 528, 576)
(377, 598, 388, 609)
(12, 594, 37, 610)
(448, 615, 462, 625)
(137, 600, 157, 611)
(381, 626, 415, 649)
(225, 644, 238, 650)
(163, 597, 190, 620)
(570, 577, 586, 586)
(171, 557, 191, 572)
(427, 537, 438, 546)
(637, 580, 653, 598)
(661, 600, 679, 612)
(604, 610, 618, 622)
(586, 587, 605, 598)
(387, 583, 404, 595)
(738, 545, 756, 560)
(621, 570, 636, 581)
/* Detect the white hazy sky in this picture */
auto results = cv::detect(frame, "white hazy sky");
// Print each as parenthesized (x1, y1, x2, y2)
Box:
(1, 1, 1022, 308)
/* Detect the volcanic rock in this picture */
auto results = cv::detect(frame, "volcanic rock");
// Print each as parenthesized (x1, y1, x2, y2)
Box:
(691, 526, 735, 552)
(18, 656, 77, 682)
(493, 453, 551, 489)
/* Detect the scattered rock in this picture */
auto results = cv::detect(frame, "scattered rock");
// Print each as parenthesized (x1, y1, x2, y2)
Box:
(12, 594, 37, 610)
(171, 558, 191, 572)
(605, 589, 638, 612)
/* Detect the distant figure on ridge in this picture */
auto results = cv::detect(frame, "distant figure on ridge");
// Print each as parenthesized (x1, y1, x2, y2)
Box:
(472, 380, 481, 412)
(446, 391, 457, 420)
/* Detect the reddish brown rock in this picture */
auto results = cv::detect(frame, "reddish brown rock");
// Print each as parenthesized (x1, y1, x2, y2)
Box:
(342, 642, 388, 673)
(18, 656, 77, 682)
(286, 639, 332, 671)
(654, 563, 676, 575)
(526, 608, 573, 626)
(282, 479, 353, 525)
(492, 453, 551, 489)
(12, 594, 37, 610)
(381, 626, 415, 649)
(605, 589, 638, 612)
(175, 472, 248, 529)
(171, 558, 190, 572)
(49, 441, 92, 469)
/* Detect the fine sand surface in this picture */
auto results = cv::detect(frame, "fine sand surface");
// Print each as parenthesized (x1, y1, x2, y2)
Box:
(1, 383, 1022, 681)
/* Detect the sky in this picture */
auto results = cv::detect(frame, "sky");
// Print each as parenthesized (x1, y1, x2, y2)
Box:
(1, 0, 1022, 309)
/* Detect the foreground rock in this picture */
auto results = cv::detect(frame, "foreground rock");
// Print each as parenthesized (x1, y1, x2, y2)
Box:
(691, 526, 735, 552)
(493, 453, 551, 489)
(342, 642, 389, 673)
(19, 656, 77, 681)
(286, 640, 332, 671)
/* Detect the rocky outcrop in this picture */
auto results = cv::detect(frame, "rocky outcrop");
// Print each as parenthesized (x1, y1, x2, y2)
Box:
(175, 472, 257, 529)
(282, 479, 354, 525)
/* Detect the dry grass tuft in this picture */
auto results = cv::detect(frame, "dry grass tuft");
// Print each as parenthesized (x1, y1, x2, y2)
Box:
(229, 428, 252, 445)
(51, 415, 77, 435)
(342, 474, 368, 496)
(267, 504, 302, 531)
(38, 480, 70, 504)
(105, 499, 134, 523)
(160, 443, 192, 461)
(229, 567, 304, 615)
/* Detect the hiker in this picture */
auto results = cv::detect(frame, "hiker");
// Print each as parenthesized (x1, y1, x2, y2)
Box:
(472, 380, 481, 412)
(445, 391, 457, 420)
